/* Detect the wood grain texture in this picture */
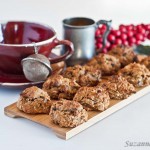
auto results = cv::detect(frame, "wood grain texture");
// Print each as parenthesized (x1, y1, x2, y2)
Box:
(4, 85, 150, 140)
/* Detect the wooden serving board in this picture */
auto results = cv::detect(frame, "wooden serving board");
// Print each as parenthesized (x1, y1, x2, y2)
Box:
(4, 85, 150, 140)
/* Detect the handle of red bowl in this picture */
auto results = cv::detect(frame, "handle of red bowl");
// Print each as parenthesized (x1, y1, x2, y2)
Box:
(48, 38, 74, 64)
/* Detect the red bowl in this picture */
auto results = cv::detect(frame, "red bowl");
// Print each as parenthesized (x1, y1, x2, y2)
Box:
(0, 21, 73, 83)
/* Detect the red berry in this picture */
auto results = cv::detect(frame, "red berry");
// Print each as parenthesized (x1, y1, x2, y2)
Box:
(129, 42, 134, 46)
(98, 26, 101, 30)
(140, 23, 146, 28)
(126, 24, 134, 30)
(135, 33, 143, 41)
(135, 40, 141, 45)
(115, 38, 122, 45)
(138, 28, 146, 35)
(97, 37, 103, 43)
(107, 47, 112, 51)
(142, 36, 146, 42)
(119, 24, 125, 28)
(119, 25, 127, 33)
(120, 33, 127, 40)
(127, 31, 134, 37)
(122, 40, 129, 46)
(102, 48, 108, 53)
(136, 24, 143, 30)
(101, 28, 107, 34)
(105, 41, 111, 48)
(147, 33, 150, 40)
(109, 44, 117, 50)
(145, 24, 150, 30)
(129, 37, 136, 44)
(101, 25, 107, 30)
(95, 29, 101, 37)
(96, 43, 103, 49)
(111, 30, 121, 37)
(120, 27, 126, 33)
(108, 34, 116, 42)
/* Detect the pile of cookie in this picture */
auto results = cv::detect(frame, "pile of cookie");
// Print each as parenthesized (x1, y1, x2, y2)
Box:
(17, 45, 150, 128)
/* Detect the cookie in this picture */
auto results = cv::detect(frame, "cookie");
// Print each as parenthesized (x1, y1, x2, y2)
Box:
(73, 86, 110, 111)
(118, 63, 150, 87)
(108, 45, 137, 67)
(87, 53, 121, 75)
(63, 65, 101, 86)
(140, 56, 150, 70)
(43, 75, 80, 100)
(98, 75, 136, 100)
(17, 86, 51, 114)
(50, 100, 88, 127)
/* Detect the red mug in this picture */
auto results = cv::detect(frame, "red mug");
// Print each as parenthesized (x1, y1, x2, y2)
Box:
(0, 21, 74, 82)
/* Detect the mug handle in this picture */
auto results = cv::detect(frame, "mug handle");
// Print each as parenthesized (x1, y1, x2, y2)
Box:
(96, 20, 112, 54)
(48, 38, 74, 64)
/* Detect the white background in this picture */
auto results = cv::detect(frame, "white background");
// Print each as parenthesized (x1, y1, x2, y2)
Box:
(0, 0, 150, 150)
